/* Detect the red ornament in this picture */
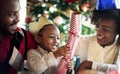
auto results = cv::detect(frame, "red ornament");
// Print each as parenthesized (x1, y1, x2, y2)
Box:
(25, 16, 32, 24)
(65, 0, 80, 3)
(81, 2, 90, 11)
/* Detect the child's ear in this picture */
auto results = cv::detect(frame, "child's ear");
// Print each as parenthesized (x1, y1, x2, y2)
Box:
(34, 35, 41, 43)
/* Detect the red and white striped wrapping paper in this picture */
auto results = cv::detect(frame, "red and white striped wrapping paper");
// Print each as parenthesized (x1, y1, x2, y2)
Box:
(56, 12, 81, 74)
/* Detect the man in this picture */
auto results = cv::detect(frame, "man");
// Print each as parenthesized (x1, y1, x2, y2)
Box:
(0, 0, 37, 74)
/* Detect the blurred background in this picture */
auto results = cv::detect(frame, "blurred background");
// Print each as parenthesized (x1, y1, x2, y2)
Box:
(19, 0, 97, 45)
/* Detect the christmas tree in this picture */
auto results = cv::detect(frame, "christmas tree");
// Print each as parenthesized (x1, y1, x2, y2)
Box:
(26, 0, 95, 45)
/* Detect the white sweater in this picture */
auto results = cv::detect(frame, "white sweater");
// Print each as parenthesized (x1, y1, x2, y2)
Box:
(74, 35, 120, 72)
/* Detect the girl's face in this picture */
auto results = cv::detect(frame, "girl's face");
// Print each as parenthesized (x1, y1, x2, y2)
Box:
(38, 26, 60, 52)
(96, 18, 117, 47)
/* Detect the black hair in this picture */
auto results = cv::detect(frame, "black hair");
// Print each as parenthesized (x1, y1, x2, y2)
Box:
(91, 9, 120, 45)
(0, 0, 20, 14)
(38, 24, 58, 36)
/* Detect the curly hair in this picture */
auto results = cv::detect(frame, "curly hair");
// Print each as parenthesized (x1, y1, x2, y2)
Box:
(91, 9, 120, 45)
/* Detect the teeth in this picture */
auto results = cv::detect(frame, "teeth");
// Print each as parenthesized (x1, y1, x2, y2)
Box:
(97, 36, 103, 40)
(13, 25, 17, 28)
(10, 25, 17, 29)
(53, 46, 57, 48)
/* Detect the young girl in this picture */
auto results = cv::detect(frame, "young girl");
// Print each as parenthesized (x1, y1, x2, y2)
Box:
(27, 16, 73, 74)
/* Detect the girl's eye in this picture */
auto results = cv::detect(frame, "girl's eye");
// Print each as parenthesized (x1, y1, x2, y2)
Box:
(49, 35, 60, 40)
(49, 36, 54, 39)
(57, 37, 60, 40)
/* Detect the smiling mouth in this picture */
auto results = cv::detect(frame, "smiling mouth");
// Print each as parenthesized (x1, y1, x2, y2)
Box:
(9, 25, 18, 33)
(53, 46, 57, 49)
(97, 38, 106, 44)
(97, 34, 104, 40)
(52, 45, 58, 49)
(97, 37, 102, 41)
(10, 24, 17, 29)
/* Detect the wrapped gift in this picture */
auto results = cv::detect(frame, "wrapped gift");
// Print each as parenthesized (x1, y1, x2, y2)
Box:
(56, 12, 81, 74)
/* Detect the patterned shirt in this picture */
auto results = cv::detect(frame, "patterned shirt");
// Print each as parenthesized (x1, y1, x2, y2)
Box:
(27, 46, 62, 74)
(0, 28, 37, 74)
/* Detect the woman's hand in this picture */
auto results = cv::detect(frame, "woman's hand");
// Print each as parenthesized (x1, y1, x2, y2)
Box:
(76, 60, 92, 73)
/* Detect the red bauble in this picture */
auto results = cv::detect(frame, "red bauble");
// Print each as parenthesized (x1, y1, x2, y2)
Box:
(65, 0, 80, 3)
(25, 16, 32, 24)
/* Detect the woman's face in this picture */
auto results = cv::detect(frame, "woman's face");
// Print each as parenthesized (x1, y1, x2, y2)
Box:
(38, 26, 60, 52)
(96, 18, 117, 47)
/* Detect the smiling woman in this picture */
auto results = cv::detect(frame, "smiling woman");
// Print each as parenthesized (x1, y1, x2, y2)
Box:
(75, 9, 120, 74)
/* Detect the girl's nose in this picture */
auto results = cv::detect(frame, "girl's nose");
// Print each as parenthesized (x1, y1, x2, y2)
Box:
(54, 38, 59, 43)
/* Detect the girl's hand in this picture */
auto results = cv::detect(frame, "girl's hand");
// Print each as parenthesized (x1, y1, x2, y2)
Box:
(53, 45, 70, 58)
(67, 61, 73, 74)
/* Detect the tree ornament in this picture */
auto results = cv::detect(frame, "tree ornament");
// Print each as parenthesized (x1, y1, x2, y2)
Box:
(53, 16, 64, 26)
(25, 16, 32, 24)
(66, 8, 73, 17)
(89, 0, 97, 10)
(81, 2, 90, 12)
(43, 13, 49, 18)
(65, 0, 80, 3)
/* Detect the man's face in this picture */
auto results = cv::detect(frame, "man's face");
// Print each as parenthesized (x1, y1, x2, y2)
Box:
(96, 18, 117, 47)
(0, 0, 20, 35)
